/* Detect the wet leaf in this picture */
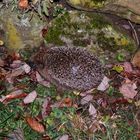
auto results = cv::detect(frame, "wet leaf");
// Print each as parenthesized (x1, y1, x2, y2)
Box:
(97, 76, 110, 91)
(23, 90, 37, 104)
(119, 79, 137, 99)
(26, 117, 45, 133)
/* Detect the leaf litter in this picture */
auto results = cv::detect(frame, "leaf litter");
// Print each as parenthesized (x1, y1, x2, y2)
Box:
(0, 46, 140, 139)
(0, 15, 140, 140)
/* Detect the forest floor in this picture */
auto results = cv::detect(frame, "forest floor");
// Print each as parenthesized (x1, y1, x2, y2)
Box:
(0, 0, 140, 140)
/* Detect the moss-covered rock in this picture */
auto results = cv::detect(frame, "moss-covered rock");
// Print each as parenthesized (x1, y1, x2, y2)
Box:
(44, 11, 137, 64)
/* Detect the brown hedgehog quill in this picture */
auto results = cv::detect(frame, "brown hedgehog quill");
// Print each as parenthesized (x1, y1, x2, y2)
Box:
(32, 46, 104, 91)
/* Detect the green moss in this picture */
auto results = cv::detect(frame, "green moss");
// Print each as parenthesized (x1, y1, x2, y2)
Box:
(45, 28, 64, 45)
(90, 14, 109, 29)
(73, 39, 88, 47)
(45, 13, 71, 45)
(97, 32, 136, 52)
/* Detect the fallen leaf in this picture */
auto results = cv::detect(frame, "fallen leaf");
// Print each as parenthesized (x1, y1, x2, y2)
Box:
(59, 134, 69, 140)
(123, 62, 133, 73)
(81, 95, 93, 105)
(135, 100, 140, 107)
(42, 98, 52, 118)
(22, 63, 31, 74)
(119, 79, 137, 99)
(97, 76, 110, 91)
(61, 97, 72, 107)
(26, 117, 45, 133)
(6, 67, 25, 83)
(1, 90, 27, 103)
(42, 135, 51, 140)
(10, 60, 23, 69)
(97, 98, 107, 108)
(23, 90, 37, 104)
(132, 50, 140, 68)
(36, 71, 50, 87)
(89, 103, 97, 118)
(18, 0, 28, 9)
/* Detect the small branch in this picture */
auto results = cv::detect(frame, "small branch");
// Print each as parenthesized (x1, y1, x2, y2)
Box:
(128, 20, 139, 47)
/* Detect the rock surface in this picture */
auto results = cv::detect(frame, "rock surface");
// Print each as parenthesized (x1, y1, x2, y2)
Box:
(44, 11, 137, 65)
(0, 7, 45, 52)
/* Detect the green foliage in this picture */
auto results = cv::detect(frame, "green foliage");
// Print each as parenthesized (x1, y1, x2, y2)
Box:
(116, 53, 125, 62)
(112, 65, 124, 73)
(44, 107, 76, 139)
(36, 84, 57, 98)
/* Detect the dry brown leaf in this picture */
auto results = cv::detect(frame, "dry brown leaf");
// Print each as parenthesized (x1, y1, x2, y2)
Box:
(123, 62, 133, 73)
(10, 60, 23, 69)
(18, 0, 29, 9)
(23, 90, 37, 104)
(132, 50, 140, 68)
(119, 79, 137, 99)
(1, 90, 27, 103)
(81, 94, 93, 105)
(36, 71, 50, 87)
(6, 68, 25, 83)
(97, 76, 110, 91)
(26, 117, 45, 133)
(22, 63, 31, 74)
(42, 98, 51, 118)
(61, 98, 72, 107)
(89, 103, 97, 118)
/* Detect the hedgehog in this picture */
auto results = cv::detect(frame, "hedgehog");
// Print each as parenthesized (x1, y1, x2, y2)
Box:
(33, 46, 104, 91)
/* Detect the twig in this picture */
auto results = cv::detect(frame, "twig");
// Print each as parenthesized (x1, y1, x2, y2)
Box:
(128, 20, 139, 47)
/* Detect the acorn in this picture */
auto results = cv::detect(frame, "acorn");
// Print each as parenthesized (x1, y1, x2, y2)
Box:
(33, 46, 104, 91)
